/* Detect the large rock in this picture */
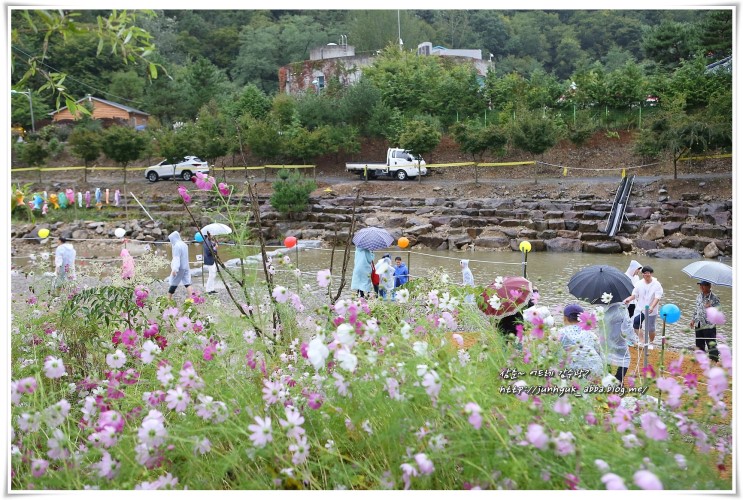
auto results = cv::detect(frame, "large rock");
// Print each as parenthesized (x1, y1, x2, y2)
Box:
(474, 236, 511, 248)
(546, 219, 566, 230)
(645, 248, 701, 259)
(680, 223, 729, 239)
(582, 241, 622, 254)
(544, 237, 582, 252)
(407, 224, 433, 236)
(662, 222, 684, 235)
(642, 223, 665, 240)
(703, 241, 720, 259)
(630, 207, 654, 219)
(418, 234, 447, 249)
(615, 236, 634, 252)
(633, 239, 659, 250)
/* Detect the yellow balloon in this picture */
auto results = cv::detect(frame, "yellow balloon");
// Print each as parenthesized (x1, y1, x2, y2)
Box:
(519, 241, 532, 253)
(398, 237, 410, 249)
(38, 228, 50, 239)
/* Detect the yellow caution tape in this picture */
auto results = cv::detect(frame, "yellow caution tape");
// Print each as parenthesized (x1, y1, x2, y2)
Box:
(476, 161, 536, 167)
(563, 167, 568, 176)
(678, 153, 732, 162)
(621, 168, 626, 178)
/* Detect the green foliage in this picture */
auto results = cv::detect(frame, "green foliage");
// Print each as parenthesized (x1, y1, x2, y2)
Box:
(68, 128, 102, 167)
(641, 20, 700, 70)
(398, 118, 442, 161)
(246, 119, 282, 161)
(269, 169, 317, 216)
(101, 126, 147, 167)
(192, 101, 232, 164)
(15, 138, 49, 167)
(512, 114, 561, 156)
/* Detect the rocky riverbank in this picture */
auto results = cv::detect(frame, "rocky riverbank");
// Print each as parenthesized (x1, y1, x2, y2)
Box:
(11, 186, 732, 260)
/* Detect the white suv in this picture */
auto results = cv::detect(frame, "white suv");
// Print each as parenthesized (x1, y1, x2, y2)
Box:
(145, 156, 209, 182)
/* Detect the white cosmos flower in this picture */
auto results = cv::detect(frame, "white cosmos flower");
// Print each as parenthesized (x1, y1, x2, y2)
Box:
(336, 349, 358, 372)
(335, 323, 355, 348)
(400, 322, 411, 339)
(601, 292, 614, 304)
(413, 341, 428, 356)
(307, 337, 329, 371)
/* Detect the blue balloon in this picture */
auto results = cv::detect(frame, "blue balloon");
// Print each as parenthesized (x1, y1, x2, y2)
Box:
(659, 303, 681, 324)
(194, 233, 204, 243)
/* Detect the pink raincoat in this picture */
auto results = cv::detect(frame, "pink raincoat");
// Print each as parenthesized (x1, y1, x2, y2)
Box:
(121, 248, 134, 279)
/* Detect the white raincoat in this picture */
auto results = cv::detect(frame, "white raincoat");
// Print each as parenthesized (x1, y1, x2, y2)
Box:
(168, 231, 192, 287)
(461, 259, 475, 303)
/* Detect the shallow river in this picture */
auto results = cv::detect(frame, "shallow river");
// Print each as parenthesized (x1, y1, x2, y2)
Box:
(14, 240, 733, 350)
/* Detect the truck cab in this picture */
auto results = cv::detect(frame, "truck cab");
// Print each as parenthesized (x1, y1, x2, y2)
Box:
(387, 148, 425, 167)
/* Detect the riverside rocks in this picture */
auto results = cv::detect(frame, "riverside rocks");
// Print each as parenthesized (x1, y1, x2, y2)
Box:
(11, 194, 732, 258)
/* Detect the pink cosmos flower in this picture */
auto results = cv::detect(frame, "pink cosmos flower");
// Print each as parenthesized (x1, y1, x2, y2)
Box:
(705, 307, 726, 325)
(289, 436, 309, 465)
(248, 415, 273, 448)
(601, 473, 627, 490)
(97, 410, 124, 433)
(526, 423, 549, 450)
(43, 356, 66, 379)
(400, 463, 418, 490)
(307, 393, 323, 410)
(577, 311, 597, 330)
(179, 365, 204, 390)
(706, 367, 728, 402)
(414, 453, 434, 475)
(162, 307, 179, 320)
(279, 407, 306, 440)
(553, 431, 576, 456)
(585, 412, 598, 425)
(656, 377, 683, 408)
(194, 437, 211, 455)
(121, 329, 138, 347)
(157, 364, 173, 386)
(422, 371, 442, 400)
(175, 316, 192, 332)
(144, 322, 159, 338)
(553, 396, 572, 416)
(218, 182, 230, 196)
(177, 185, 191, 203)
(31, 458, 49, 477)
(92, 450, 120, 479)
(464, 402, 483, 430)
(165, 386, 191, 412)
(272, 286, 289, 303)
(246, 350, 257, 370)
(612, 407, 634, 432)
(633, 470, 663, 490)
(18, 376, 38, 394)
(106, 349, 127, 369)
(47, 428, 71, 460)
(138, 418, 168, 448)
(317, 269, 331, 287)
(262, 379, 284, 405)
(640, 412, 668, 441)
(718, 343, 732, 370)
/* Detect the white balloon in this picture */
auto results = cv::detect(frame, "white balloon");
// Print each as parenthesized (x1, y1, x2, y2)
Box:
(114, 228, 126, 238)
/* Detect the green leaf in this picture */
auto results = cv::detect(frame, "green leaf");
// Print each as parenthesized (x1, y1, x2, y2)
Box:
(148, 62, 157, 79)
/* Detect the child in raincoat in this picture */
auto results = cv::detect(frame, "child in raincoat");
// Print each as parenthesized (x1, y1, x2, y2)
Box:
(121, 248, 134, 280)
(460, 259, 475, 304)
(376, 253, 395, 300)
(54, 236, 76, 284)
(167, 231, 193, 300)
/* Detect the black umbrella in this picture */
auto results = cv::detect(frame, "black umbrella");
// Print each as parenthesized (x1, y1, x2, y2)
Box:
(567, 265, 634, 305)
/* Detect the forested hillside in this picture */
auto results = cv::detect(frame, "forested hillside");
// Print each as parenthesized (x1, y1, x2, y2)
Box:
(10, 9, 732, 178)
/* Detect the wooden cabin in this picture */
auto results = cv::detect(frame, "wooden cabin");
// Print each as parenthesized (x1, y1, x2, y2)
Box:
(50, 95, 149, 128)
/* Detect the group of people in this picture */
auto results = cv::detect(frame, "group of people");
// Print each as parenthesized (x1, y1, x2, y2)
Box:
(351, 248, 409, 299)
(557, 260, 721, 384)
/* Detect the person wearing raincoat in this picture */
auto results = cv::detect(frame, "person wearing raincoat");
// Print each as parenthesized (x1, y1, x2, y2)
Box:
(599, 302, 633, 383)
(376, 253, 395, 300)
(351, 247, 374, 298)
(167, 231, 193, 300)
(54, 236, 76, 285)
(624, 260, 643, 318)
(460, 259, 475, 304)
(121, 248, 134, 280)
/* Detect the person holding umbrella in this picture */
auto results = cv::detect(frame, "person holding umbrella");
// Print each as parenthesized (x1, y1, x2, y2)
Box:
(351, 247, 374, 298)
(690, 280, 721, 362)
(203, 233, 219, 295)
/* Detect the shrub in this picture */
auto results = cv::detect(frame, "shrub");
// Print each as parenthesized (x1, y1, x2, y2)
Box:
(270, 169, 316, 216)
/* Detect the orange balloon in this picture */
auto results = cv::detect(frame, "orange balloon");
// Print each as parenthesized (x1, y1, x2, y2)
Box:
(398, 237, 409, 249)
(284, 236, 297, 248)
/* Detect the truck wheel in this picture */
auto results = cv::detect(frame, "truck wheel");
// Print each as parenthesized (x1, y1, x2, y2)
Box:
(395, 170, 408, 181)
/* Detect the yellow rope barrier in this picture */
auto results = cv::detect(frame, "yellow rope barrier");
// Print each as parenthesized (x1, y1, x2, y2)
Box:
(678, 153, 732, 162)
(476, 161, 537, 167)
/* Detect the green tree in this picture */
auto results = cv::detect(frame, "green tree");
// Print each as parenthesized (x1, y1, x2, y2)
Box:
(270, 169, 317, 217)
(512, 113, 561, 183)
(246, 119, 283, 163)
(451, 120, 508, 184)
(68, 128, 102, 183)
(192, 101, 231, 171)
(101, 126, 147, 194)
(698, 10, 732, 58)
(642, 20, 700, 69)
(15, 139, 49, 183)
(398, 119, 442, 182)
(339, 79, 381, 135)
(107, 70, 145, 101)
(635, 95, 715, 179)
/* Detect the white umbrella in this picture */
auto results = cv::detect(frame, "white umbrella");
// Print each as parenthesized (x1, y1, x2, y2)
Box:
(681, 260, 732, 287)
(201, 223, 232, 237)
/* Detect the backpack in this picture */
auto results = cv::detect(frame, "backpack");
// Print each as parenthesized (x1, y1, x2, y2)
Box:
(371, 261, 380, 286)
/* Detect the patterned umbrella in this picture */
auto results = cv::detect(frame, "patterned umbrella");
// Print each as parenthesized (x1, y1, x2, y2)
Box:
(681, 260, 732, 287)
(479, 276, 533, 319)
(568, 265, 634, 304)
(353, 227, 394, 250)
